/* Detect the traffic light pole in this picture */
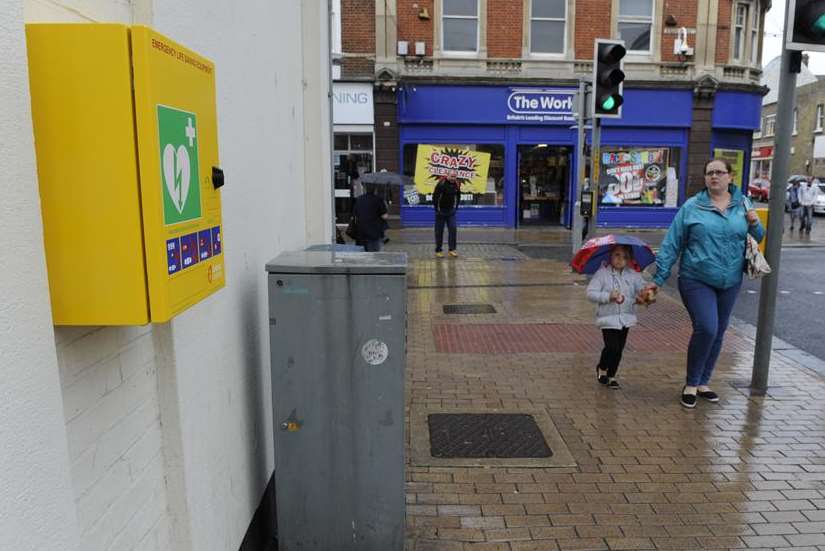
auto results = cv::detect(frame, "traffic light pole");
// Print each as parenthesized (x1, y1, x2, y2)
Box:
(573, 79, 588, 253)
(751, 21, 799, 393)
(589, 117, 602, 236)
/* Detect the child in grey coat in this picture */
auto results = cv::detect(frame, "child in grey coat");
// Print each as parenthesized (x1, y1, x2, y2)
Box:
(586, 245, 651, 388)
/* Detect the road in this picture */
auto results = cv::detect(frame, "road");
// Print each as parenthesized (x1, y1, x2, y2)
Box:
(733, 246, 825, 362)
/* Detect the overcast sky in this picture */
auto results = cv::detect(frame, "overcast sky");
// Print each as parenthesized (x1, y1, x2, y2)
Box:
(762, 0, 825, 74)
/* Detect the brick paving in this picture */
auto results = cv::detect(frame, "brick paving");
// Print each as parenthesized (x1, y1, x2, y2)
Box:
(400, 243, 825, 551)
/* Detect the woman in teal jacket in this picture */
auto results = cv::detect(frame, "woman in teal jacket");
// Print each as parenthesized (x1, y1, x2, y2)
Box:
(645, 159, 764, 409)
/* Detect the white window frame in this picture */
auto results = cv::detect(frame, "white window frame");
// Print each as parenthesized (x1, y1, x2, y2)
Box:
(750, 6, 760, 65)
(734, 3, 748, 62)
(528, 0, 568, 57)
(617, 0, 655, 55)
(765, 114, 776, 137)
(441, 0, 480, 56)
(816, 104, 824, 133)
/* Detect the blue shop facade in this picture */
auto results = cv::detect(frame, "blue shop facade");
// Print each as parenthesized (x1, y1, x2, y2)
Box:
(397, 84, 761, 228)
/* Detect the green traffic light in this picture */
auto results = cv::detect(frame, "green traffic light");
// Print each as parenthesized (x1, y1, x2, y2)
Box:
(601, 96, 616, 111)
(814, 13, 825, 34)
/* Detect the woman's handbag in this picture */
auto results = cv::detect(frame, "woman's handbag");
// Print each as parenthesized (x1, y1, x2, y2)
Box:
(744, 234, 771, 279)
(345, 215, 358, 240)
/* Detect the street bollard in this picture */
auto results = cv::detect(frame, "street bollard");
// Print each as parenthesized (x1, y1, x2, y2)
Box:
(756, 208, 769, 254)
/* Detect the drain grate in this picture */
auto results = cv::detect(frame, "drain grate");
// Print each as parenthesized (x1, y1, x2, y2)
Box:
(427, 413, 552, 458)
(443, 304, 497, 315)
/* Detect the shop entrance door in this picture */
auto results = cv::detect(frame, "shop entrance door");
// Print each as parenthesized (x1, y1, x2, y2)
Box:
(517, 145, 570, 226)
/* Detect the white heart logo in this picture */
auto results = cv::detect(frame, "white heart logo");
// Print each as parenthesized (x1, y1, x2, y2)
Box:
(163, 143, 191, 214)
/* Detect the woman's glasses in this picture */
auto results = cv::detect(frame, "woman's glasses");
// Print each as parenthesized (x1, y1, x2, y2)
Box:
(705, 170, 729, 176)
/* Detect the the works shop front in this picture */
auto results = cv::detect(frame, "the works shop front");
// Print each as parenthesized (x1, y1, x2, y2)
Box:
(397, 84, 761, 228)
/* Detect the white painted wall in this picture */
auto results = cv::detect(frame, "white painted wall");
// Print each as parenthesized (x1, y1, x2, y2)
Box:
(6, 1, 332, 551)
(0, 1, 81, 550)
(149, 0, 330, 546)
(24, 2, 173, 550)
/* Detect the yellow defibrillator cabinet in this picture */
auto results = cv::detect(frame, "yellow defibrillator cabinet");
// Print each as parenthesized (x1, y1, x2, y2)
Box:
(27, 24, 225, 325)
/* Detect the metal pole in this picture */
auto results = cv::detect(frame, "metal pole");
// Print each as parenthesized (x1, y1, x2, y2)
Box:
(572, 79, 587, 254)
(328, 0, 338, 247)
(751, 25, 798, 393)
(589, 117, 601, 237)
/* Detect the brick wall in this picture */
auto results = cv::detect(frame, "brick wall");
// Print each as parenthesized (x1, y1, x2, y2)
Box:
(660, 0, 698, 62)
(398, 0, 434, 56)
(56, 326, 170, 551)
(342, 0, 375, 52)
(574, 0, 612, 59)
(716, 0, 731, 64)
(487, 0, 522, 58)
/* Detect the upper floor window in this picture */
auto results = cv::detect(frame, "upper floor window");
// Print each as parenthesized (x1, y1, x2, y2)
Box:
(733, 2, 760, 64)
(442, 0, 479, 53)
(530, 0, 567, 55)
(734, 4, 748, 61)
(765, 114, 776, 137)
(618, 0, 654, 53)
(750, 7, 760, 64)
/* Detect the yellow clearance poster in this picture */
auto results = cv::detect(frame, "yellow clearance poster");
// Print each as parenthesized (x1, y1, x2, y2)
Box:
(414, 145, 491, 195)
(713, 148, 745, 190)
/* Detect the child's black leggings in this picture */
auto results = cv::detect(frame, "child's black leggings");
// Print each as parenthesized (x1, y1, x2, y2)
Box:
(599, 327, 630, 378)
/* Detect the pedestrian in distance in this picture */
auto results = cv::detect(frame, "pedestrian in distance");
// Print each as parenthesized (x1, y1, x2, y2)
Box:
(352, 184, 389, 252)
(643, 158, 764, 408)
(586, 245, 653, 389)
(433, 175, 460, 258)
(799, 177, 818, 235)
(787, 179, 803, 233)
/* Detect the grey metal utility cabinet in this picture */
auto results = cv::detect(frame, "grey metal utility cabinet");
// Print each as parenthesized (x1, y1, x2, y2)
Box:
(266, 250, 408, 551)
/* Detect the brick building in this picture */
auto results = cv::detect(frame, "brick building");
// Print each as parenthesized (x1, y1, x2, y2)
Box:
(339, 0, 768, 228)
(751, 55, 825, 183)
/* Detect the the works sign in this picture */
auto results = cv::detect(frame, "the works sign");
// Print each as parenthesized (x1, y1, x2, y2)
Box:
(506, 88, 575, 123)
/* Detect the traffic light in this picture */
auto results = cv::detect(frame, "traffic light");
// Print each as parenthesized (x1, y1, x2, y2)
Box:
(592, 39, 626, 118)
(788, 0, 825, 52)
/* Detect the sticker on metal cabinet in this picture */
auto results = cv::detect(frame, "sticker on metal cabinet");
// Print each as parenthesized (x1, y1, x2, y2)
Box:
(361, 339, 389, 366)
(166, 237, 182, 275)
(180, 233, 199, 269)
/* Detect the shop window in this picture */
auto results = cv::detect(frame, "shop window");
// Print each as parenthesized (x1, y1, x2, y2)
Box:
(530, 0, 566, 55)
(816, 104, 824, 132)
(334, 133, 374, 222)
(401, 143, 505, 207)
(598, 147, 681, 207)
(618, 0, 653, 53)
(442, 0, 479, 53)
(765, 115, 776, 137)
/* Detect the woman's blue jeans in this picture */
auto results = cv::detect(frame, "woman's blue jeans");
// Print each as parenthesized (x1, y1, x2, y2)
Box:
(678, 277, 742, 387)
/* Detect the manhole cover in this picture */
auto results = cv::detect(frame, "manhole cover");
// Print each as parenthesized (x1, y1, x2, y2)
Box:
(427, 413, 552, 458)
(443, 304, 497, 315)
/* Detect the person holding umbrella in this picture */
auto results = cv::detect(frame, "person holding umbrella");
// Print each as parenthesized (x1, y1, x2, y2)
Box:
(573, 236, 657, 389)
(643, 158, 764, 408)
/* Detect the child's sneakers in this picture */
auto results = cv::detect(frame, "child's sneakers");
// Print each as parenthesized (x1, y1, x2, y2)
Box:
(608, 378, 621, 389)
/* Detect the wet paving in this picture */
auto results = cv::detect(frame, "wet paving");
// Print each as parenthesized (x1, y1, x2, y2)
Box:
(395, 242, 825, 551)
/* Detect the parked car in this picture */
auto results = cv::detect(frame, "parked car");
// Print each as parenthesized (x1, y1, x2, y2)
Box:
(748, 179, 770, 201)
(814, 183, 825, 215)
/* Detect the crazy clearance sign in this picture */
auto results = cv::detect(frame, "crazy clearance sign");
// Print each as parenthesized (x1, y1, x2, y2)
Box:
(414, 145, 491, 195)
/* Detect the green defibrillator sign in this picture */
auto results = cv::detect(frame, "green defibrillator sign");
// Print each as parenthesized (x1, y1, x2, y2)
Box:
(157, 105, 201, 225)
